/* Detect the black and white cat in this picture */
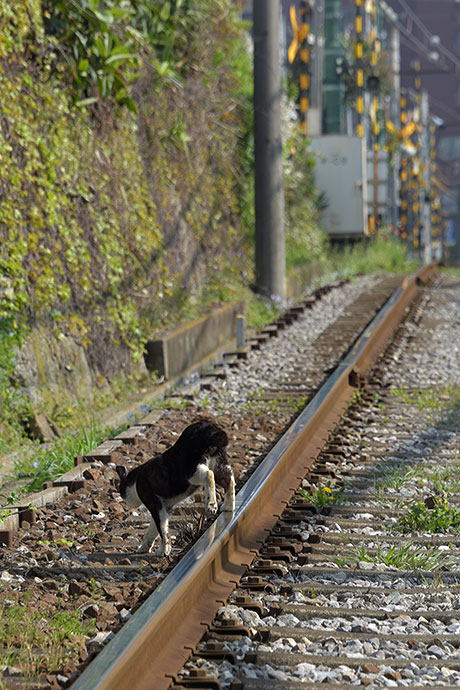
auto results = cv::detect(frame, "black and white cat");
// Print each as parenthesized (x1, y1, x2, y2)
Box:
(115, 420, 235, 557)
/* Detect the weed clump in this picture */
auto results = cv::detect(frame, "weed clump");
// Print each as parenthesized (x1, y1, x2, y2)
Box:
(396, 496, 460, 535)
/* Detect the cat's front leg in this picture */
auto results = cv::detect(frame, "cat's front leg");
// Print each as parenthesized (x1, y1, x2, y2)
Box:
(205, 469, 218, 515)
(222, 473, 235, 513)
(189, 463, 218, 516)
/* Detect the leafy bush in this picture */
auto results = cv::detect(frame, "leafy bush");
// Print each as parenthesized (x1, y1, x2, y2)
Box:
(42, 0, 213, 110)
(330, 237, 419, 275)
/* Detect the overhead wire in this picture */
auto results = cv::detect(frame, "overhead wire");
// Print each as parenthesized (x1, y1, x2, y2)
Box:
(393, 0, 460, 72)
(398, 33, 451, 73)
(381, 4, 460, 127)
(382, 0, 460, 79)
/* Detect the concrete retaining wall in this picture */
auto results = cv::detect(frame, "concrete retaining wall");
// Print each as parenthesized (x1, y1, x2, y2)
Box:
(144, 302, 246, 380)
(287, 260, 327, 300)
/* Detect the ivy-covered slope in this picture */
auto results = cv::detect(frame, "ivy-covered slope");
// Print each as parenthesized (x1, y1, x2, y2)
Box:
(0, 1, 251, 431)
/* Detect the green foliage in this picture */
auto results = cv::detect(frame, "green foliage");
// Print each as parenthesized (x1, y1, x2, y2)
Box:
(426, 459, 460, 495)
(42, 0, 219, 110)
(229, 27, 254, 244)
(0, 414, 129, 503)
(0, 62, 162, 360)
(372, 464, 416, 492)
(330, 237, 419, 276)
(0, 0, 43, 58)
(284, 133, 329, 270)
(389, 385, 460, 437)
(0, 593, 95, 676)
(396, 497, 460, 534)
(0, 318, 34, 444)
(246, 297, 281, 330)
(339, 34, 393, 107)
(43, 0, 137, 110)
(0, 0, 251, 445)
(333, 538, 455, 572)
(12, 418, 102, 494)
(299, 482, 344, 507)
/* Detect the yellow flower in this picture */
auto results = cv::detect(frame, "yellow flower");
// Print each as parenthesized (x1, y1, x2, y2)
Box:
(322, 486, 332, 494)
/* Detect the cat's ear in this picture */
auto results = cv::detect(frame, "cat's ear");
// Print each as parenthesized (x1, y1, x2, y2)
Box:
(116, 465, 127, 480)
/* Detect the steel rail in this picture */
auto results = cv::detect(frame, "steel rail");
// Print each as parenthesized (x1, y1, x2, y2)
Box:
(72, 263, 437, 690)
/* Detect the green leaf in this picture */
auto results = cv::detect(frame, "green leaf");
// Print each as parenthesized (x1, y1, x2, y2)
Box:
(94, 33, 112, 59)
(105, 52, 135, 66)
(122, 96, 137, 113)
(75, 97, 98, 108)
(160, 2, 171, 21)
(155, 60, 173, 77)
(78, 58, 89, 75)
(92, 9, 114, 26)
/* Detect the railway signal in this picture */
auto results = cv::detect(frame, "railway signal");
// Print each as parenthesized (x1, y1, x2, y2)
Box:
(288, 1, 312, 135)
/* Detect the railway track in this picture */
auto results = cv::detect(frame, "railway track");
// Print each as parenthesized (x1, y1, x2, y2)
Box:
(1, 265, 457, 690)
(164, 268, 459, 690)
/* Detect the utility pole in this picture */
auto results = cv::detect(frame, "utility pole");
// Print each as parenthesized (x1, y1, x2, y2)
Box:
(253, 0, 285, 303)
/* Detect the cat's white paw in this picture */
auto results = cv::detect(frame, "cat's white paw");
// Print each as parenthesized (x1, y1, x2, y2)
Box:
(206, 500, 218, 516)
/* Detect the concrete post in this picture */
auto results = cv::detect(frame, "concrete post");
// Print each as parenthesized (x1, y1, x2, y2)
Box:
(236, 314, 245, 348)
(253, 0, 286, 303)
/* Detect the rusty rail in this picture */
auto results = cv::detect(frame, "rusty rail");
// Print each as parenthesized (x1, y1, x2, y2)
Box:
(71, 264, 437, 690)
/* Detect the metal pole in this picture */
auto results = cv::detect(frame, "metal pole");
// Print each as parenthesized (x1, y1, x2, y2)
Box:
(311, 0, 324, 122)
(253, 0, 285, 302)
(413, 59, 422, 253)
(323, 0, 343, 133)
(390, 25, 401, 231)
(420, 90, 432, 264)
(373, 146, 379, 230)
(399, 91, 408, 239)
(370, 0, 379, 232)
